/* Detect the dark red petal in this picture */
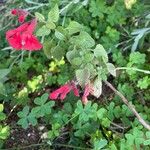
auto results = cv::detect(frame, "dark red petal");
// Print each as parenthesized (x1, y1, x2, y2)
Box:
(18, 15, 25, 23)
(16, 22, 30, 32)
(11, 9, 18, 15)
(71, 81, 79, 97)
(26, 19, 37, 34)
(81, 84, 90, 104)
(21, 34, 42, 51)
(60, 87, 71, 100)
(7, 33, 22, 50)
(82, 96, 88, 105)
(49, 91, 60, 99)
(6, 29, 17, 39)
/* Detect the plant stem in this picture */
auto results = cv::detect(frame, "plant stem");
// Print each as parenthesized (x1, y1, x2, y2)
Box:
(2, 142, 90, 150)
(105, 81, 150, 131)
(115, 67, 150, 74)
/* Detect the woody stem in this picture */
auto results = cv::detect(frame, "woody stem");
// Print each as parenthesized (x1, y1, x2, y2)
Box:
(104, 80, 150, 131)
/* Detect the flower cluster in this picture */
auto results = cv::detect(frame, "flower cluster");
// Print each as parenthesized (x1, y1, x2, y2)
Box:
(49, 81, 92, 105)
(6, 9, 42, 51)
(11, 9, 29, 23)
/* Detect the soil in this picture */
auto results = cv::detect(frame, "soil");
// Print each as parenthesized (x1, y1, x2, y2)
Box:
(5, 126, 40, 150)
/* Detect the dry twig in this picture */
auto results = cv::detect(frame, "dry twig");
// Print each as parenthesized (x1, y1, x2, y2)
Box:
(105, 81, 150, 131)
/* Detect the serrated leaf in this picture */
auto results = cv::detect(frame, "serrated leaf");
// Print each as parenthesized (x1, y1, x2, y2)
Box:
(43, 39, 55, 59)
(36, 25, 51, 36)
(107, 63, 116, 77)
(66, 50, 78, 64)
(48, 4, 59, 22)
(46, 21, 56, 29)
(70, 31, 95, 48)
(66, 21, 83, 35)
(55, 29, 65, 40)
(91, 78, 102, 98)
(76, 69, 90, 87)
(72, 57, 82, 66)
(51, 46, 65, 60)
(94, 44, 108, 62)
(35, 12, 45, 22)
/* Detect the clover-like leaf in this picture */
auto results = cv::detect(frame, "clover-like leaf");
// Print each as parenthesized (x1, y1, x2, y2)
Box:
(106, 63, 116, 77)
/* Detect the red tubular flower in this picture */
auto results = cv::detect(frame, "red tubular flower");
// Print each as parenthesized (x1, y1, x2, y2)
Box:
(11, 9, 29, 23)
(71, 81, 79, 97)
(82, 84, 91, 105)
(6, 19, 42, 51)
(49, 81, 80, 100)
(49, 84, 72, 100)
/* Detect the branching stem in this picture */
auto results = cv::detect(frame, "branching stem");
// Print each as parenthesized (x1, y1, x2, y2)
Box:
(105, 81, 150, 131)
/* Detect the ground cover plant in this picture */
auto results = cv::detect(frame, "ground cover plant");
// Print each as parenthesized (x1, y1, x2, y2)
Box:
(0, 0, 150, 149)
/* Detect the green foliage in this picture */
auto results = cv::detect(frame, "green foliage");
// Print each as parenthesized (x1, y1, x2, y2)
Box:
(0, 0, 149, 149)
(17, 94, 55, 129)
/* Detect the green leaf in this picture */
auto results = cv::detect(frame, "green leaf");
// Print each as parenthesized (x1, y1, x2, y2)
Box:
(46, 21, 56, 29)
(0, 104, 4, 112)
(35, 12, 45, 22)
(17, 106, 29, 118)
(66, 21, 83, 35)
(36, 25, 51, 36)
(94, 44, 108, 62)
(17, 118, 28, 129)
(0, 113, 6, 121)
(34, 93, 48, 105)
(97, 108, 106, 120)
(76, 69, 90, 87)
(144, 139, 150, 145)
(94, 139, 108, 150)
(91, 78, 102, 98)
(48, 4, 59, 22)
(43, 39, 55, 59)
(66, 50, 78, 64)
(0, 82, 6, 96)
(0, 126, 9, 140)
(72, 57, 82, 66)
(137, 76, 150, 89)
(70, 31, 95, 48)
(51, 46, 65, 60)
(106, 63, 116, 77)
(0, 69, 10, 80)
(28, 114, 37, 126)
(55, 29, 65, 40)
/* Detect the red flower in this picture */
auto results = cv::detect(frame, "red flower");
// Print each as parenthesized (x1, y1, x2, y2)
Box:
(6, 19, 42, 51)
(70, 81, 79, 97)
(49, 81, 79, 100)
(49, 83, 72, 100)
(11, 9, 29, 23)
(82, 84, 91, 105)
